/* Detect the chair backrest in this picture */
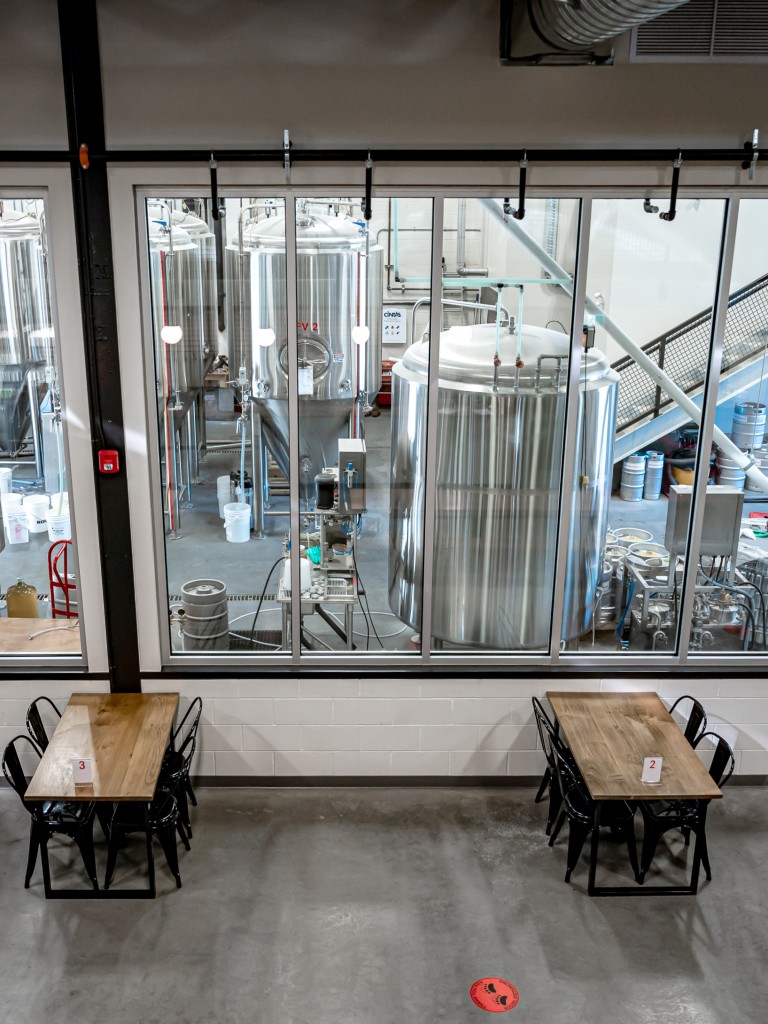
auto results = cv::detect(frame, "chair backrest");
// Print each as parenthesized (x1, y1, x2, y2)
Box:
(26, 696, 62, 752)
(695, 731, 736, 788)
(532, 697, 557, 770)
(2, 735, 42, 806)
(173, 697, 203, 753)
(668, 695, 707, 746)
(550, 742, 590, 806)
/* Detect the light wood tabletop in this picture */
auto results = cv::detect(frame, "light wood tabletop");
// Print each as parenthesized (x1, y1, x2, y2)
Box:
(546, 692, 722, 802)
(0, 617, 80, 654)
(24, 692, 179, 803)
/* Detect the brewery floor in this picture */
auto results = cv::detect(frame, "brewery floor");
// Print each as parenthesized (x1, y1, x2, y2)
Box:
(1, 784, 766, 1024)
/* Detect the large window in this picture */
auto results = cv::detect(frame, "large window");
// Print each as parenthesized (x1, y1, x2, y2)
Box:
(0, 196, 81, 656)
(138, 188, 768, 667)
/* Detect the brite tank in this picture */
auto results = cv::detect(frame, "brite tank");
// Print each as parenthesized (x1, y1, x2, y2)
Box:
(0, 209, 54, 454)
(170, 210, 217, 374)
(147, 218, 205, 396)
(389, 323, 619, 649)
(225, 208, 383, 499)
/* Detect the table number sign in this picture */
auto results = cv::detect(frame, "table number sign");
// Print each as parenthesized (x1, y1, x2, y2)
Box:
(641, 756, 662, 784)
(71, 757, 93, 784)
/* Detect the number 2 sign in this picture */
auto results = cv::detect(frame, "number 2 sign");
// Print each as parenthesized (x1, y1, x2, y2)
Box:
(641, 756, 662, 784)
(71, 757, 93, 784)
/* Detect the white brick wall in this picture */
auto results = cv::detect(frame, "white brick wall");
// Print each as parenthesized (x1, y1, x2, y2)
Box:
(2, 676, 767, 779)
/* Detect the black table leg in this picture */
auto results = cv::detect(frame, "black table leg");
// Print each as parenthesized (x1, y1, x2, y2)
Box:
(37, 804, 53, 899)
(145, 802, 156, 899)
(588, 801, 601, 896)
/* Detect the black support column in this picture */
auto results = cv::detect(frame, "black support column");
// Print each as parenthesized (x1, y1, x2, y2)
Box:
(57, 0, 140, 691)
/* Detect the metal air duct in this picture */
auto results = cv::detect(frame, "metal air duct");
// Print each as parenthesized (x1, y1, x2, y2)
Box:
(528, 0, 692, 51)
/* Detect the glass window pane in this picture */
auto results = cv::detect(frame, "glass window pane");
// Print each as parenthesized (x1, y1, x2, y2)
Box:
(427, 197, 580, 653)
(145, 196, 290, 658)
(289, 197, 432, 656)
(690, 198, 768, 656)
(0, 197, 81, 655)
(563, 197, 726, 655)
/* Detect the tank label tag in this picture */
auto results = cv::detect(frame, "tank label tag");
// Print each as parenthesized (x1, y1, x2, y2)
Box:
(298, 366, 314, 395)
(333, 352, 344, 362)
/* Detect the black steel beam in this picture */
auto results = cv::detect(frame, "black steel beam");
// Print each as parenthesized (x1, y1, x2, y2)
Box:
(57, 0, 140, 693)
(0, 147, 759, 166)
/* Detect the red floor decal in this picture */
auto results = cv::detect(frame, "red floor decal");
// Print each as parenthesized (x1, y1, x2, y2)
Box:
(470, 977, 520, 1013)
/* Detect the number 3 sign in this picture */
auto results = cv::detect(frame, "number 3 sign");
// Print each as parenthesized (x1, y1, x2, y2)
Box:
(72, 757, 93, 784)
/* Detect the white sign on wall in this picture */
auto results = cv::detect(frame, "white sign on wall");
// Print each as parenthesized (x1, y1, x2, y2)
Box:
(382, 309, 406, 344)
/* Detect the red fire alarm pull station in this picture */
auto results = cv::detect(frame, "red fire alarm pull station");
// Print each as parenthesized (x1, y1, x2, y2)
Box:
(98, 450, 119, 474)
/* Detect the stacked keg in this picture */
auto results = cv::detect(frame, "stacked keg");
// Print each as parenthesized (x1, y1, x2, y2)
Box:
(716, 402, 766, 490)
(179, 579, 229, 651)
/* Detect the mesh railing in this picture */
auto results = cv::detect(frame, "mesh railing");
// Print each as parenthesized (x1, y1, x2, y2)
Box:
(613, 273, 768, 434)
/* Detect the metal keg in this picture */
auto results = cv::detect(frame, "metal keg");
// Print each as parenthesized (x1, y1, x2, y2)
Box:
(180, 578, 229, 651)
(716, 449, 746, 490)
(731, 402, 766, 450)
(746, 447, 768, 491)
(643, 451, 665, 500)
(620, 454, 646, 502)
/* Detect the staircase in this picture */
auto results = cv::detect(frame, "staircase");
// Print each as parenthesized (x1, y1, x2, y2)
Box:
(612, 273, 768, 462)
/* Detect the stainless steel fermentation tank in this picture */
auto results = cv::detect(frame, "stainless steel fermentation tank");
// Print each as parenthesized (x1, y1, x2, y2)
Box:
(389, 324, 619, 649)
(147, 204, 217, 531)
(148, 209, 217, 397)
(225, 206, 383, 501)
(0, 207, 55, 479)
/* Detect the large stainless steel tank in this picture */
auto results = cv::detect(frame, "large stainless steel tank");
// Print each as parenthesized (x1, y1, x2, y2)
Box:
(225, 205, 383, 497)
(389, 323, 619, 649)
(147, 218, 204, 396)
(0, 207, 54, 457)
(171, 209, 217, 373)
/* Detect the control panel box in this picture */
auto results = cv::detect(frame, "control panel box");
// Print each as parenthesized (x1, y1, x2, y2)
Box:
(338, 438, 366, 514)
(665, 484, 744, 557)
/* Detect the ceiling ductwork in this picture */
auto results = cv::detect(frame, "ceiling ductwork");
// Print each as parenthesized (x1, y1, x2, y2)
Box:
(500, 0, 692, 65)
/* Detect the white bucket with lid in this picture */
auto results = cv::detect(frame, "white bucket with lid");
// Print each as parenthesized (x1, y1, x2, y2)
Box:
(223, 501, 250, 543)
(5, 512, 29, 544)
(0, 467, 13, 495)
(1, 492, 22, 515)
(24, 495, 50, 533)
(50, 491, 69, 514)
(46, 511, 72, 541)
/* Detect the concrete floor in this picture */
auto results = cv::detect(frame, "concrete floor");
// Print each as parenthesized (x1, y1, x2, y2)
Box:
(1, 784, 766, 1024)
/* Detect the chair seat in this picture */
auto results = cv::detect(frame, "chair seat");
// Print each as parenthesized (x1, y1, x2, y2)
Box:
(641, 798, 699, 823)
(39, 801, 93, 825)
(111, 791, 178, 830)
(565, 790, 634, 826)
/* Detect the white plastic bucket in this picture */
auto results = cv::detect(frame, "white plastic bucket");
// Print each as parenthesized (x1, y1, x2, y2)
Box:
(46, 511, 72, 542)
(1, 492, 22, 515)
(217, 475, 232, 518)
(50, 491, 69, 514)
(223, 501, 250, 543)
(282, 557, 312, 592)
(24, 495, 50, 533)
(5, 512, 29, 545)
(0, 467, 13, 495)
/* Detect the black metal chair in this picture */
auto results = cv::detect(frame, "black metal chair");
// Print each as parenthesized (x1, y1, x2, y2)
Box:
(638, 731, 735, 885)
(104, 788, 190, 890)
(531, 697, 564, 835)
(25, 696, 62, 752)
(549, 744, 639, 884)
(161, 696, 202, 831)
(667, 695, 707, 746)
(2, 735, 99, 891)
(159, 736, 197, 840)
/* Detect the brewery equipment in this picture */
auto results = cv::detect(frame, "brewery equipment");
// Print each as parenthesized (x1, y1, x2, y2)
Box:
(225, 201, 383, 510)
(388, 322, 620, 649)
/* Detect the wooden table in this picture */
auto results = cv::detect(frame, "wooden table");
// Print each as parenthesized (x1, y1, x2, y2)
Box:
(0, 618, 80, 654)
(24, 692, 179, 899)
(547, 691, 722, 897)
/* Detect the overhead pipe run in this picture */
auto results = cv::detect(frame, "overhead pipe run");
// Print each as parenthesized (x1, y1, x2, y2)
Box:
(527, 0, 692, 52)
(479, 198, 768, 496)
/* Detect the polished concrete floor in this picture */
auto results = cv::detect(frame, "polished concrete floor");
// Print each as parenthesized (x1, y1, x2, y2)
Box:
(1, 785, 766, 1023)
